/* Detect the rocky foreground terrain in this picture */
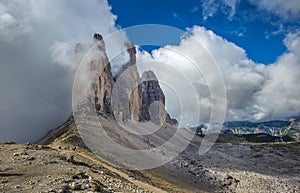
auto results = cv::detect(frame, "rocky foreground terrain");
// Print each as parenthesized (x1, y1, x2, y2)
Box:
(1, 116, 300, 193)
(167, 140, 300, 192)
(0, 141, 173, 193)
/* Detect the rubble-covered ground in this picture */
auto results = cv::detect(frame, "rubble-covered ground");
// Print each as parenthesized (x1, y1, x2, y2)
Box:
(0, 142, 171, 193)
(2, 116, 299, 193)
(152, 140, 300, 193)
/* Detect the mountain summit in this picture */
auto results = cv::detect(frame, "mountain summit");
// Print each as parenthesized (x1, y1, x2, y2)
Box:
(76, 33, 177, 125)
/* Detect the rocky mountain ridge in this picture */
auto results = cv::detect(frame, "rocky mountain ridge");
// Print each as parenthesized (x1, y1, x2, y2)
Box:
(284, 117, 300, 141)
(222, 120, 291, 135)
(194, 118, 300, 141)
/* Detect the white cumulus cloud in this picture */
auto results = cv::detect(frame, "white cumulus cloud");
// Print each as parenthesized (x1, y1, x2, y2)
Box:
(137, 26, 300, 124)
(0, 0, 129, 142)
(250, 0, 300, 20)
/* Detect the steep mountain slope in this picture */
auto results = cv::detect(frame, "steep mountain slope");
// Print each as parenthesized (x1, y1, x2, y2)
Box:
(34, 117, 192, 193)
(33, 115, 300, 193)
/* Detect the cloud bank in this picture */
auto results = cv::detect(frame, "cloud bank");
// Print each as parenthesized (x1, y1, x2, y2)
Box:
(202, 0, 240, 20)
(0, 0, 128, 143)
(249, 0, 300, 21)
(137, 26, 300, 124)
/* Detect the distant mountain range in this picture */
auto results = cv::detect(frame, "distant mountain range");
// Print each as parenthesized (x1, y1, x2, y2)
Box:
(222, 120, 291, 136)
(192, 117, 300, 142)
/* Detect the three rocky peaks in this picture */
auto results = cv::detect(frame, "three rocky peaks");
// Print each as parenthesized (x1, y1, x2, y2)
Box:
(75, 33, 177, 125)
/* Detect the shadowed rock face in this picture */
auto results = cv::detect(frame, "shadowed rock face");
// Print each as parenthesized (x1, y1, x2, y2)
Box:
(140, 70, 166, 125)
(75, 33, 177, 125)
(139, 70, 178, 125)
(112, 42, 142, 121)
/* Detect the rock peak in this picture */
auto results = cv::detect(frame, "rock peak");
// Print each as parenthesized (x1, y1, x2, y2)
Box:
(125, 42, 136, 66)
(141, 70, 158, 81)
(93, 33, 103, 41)
(77, 34, 177, 125)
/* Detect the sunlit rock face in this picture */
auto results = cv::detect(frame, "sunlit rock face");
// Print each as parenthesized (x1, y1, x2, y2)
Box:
(90, 34, 114, 115)
(75, 33, 177, 125)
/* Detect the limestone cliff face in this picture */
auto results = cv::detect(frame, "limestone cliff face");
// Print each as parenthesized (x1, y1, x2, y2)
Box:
(113, 42, 142, 122)
(90, 34, 114, 115)
(140, 71, 166, 124)
(139, 71, 178, 125)
(76, 34, 177, 125)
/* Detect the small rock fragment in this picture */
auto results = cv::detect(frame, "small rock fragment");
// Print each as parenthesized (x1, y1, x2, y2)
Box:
(27, 156, 35, 161)
(72, 171, 89, 179)
(91, 180, 103, 192)
(66, 155, 74, 162)
(58, 185, 71, 193)
(70, 182, 81, 190)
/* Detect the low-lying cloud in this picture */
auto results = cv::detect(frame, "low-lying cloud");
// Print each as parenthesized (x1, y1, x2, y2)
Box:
(0, 0, 128, 143)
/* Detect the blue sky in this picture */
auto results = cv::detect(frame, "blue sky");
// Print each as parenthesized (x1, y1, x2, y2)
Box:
(109, 0, 300, 64)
